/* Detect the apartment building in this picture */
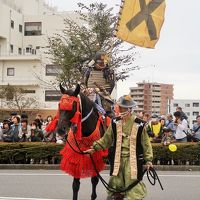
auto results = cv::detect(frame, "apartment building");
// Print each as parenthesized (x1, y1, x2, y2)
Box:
(0, 0, 81, 117)
(129, 81, 174, 115)
(170, 99, 200, 128)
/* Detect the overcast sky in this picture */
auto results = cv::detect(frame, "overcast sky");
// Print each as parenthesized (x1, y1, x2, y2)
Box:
(46, 0, 200, 100)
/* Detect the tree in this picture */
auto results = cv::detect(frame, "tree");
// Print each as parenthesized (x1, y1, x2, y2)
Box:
(46, 2, 137, 89)
(0, 85, 39, 115)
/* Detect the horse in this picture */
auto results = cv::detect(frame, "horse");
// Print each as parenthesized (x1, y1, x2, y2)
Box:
(56, 84, 108, 200)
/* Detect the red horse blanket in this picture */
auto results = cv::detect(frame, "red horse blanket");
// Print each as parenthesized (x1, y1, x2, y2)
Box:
(60, 117, 108, 178)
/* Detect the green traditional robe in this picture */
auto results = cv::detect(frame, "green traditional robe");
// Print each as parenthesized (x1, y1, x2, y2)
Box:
(93, 114, 153, 200)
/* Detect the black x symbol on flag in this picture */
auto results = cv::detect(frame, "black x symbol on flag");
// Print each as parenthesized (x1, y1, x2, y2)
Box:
(126, 0, 165, 41)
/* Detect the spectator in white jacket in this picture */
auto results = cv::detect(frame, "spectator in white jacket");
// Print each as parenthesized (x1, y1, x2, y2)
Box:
(174, 111, 188, 142)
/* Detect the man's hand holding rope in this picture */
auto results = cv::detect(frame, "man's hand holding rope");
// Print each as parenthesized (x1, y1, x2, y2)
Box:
(84, 147, 95, 154)
(145, 161, 153, 171)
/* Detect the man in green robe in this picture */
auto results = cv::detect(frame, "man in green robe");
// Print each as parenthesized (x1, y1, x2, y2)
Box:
(85, 95, 153, 200)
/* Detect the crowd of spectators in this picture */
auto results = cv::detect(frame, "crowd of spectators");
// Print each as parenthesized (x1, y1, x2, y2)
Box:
(1, 106, 200, 146)
(0, 112, 65, 144)
(137, 106, 200, 145)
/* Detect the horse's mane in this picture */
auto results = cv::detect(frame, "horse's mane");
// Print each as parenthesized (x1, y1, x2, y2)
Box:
(79, 93, 99, 117)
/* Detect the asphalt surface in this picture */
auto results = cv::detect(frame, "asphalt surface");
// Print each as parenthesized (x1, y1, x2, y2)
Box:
(0, 170, 200, 200)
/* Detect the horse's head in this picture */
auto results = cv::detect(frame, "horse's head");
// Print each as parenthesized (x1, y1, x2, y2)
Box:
(57, 84, 81, 136)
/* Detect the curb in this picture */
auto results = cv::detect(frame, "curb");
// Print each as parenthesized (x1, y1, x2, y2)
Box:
(0, 164, 60, 170)
(0, 164, 200, 171)
(154, 165, 200, 171)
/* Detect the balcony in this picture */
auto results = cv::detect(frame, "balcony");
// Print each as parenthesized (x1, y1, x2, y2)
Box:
(152, 103, 161, 107)
(0, 79, 39, 86)
(133, 96, 144, 100)
(136, 102, 144, 106)
(137, 85, 145, 89)
(131, 91, 144, 95)
(0, 55, 41, 61)
(151, 92, 161, 96)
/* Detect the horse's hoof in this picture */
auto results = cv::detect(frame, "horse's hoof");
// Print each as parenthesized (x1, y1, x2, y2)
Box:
(91, 193, 97, 200)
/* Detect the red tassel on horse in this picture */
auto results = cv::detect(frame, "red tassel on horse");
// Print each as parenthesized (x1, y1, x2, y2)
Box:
(70, 111, 82, 140)
(45, 117, 58, 132)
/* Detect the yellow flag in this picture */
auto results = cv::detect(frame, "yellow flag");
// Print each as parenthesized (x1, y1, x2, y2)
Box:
(116, 0, 166, 48)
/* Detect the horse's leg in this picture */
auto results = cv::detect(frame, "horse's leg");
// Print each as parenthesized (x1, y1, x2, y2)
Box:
(91, 176, 99, 200)
(72, 178, 80, 200)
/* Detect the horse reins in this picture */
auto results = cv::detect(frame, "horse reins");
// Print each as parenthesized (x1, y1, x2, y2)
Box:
(61, 95, 164, 193)
(78, 94, 94, 123)
(67, 123, 164, 194)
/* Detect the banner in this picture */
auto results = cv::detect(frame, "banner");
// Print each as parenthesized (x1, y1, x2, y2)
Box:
(116, 0, 166, 48)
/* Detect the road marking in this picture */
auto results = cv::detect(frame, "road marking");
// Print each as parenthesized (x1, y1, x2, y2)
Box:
(0, 173, 200, 178)
(154, 174, 200, 178)
(0, 173, 66, 176)
(0, 173, 109, 177)
(0, 173, 108, 176)
(0, 197, 67, 200)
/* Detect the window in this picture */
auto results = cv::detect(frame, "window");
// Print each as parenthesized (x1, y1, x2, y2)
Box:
(26, 47, 31, 53)
(46, 64, 61, 76)
(24, 22, 42, 36)
(10, 44, 13, 53)
(19, 24, 23, 32)
(153, 90, 160, 92)
(36, 46, 40, 54)
(185, 103, 190, 107)
(18, 48, 22, 55)
(45, 90, 61, 101)
(22, 90, 36, 94)
(193, 103, 199, 107)
(193, 112, 199, 116)
(11, 20, 14, 28)
(152, 106, 160, 108)
(152, 95, 160, 98)
(7, 68, 15, 76)
(173, 103, 178, 107)
(31, 49, 36, 55)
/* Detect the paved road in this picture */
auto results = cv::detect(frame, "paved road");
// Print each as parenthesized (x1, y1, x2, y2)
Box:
(0, 170, 200, 200)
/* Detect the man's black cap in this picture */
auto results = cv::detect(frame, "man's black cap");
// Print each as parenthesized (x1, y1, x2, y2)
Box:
(3, 119, 10, 124)
(10, 112, 17, 116)
(174, 111, 181, 117)
(21, 113, 28, 119)
(163, 127, 173, 132)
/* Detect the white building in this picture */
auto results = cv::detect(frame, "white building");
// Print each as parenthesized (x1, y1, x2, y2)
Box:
(0, 0, 81, 117)
(170, 99, 200, 128)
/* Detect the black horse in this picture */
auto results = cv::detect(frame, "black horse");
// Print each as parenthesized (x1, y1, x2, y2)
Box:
(57, 84, 107, 200)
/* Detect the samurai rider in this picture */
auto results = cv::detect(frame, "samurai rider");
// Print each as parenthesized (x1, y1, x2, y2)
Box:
(85, 95, 153, 200)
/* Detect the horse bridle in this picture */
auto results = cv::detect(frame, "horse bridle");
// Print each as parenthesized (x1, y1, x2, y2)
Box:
(59, 94, 94, 124)
(59, 94, 164, 194)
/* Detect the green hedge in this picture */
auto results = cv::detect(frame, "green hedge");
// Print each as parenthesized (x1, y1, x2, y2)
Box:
(152, 143, 200, 165)
(0, 142, 63, 164)
(0, 142, 200, 165)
